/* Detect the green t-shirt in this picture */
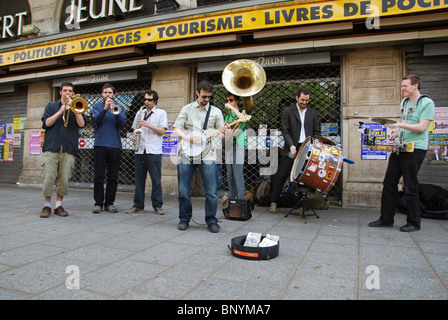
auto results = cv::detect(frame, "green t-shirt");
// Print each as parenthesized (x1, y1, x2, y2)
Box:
(225, 112, 246, 146)
(401, 96, 435, 150)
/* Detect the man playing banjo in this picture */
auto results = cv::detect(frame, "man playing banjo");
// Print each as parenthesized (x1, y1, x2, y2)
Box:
(173, 80, 225, 233)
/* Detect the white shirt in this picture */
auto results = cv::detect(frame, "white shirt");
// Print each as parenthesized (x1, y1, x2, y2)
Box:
(297, 105, 307, 143)
(132, 106, 168, 154)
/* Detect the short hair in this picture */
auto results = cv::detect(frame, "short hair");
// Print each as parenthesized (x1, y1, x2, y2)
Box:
(101, 83, 116, 94)
(297, 88, 310, 97)
(403, 75, 421, 90)
(225, 91, 240, 101)
(59, 82, 74, 92)
(145, 90, 159, 103)
(197, 80, 214, 93)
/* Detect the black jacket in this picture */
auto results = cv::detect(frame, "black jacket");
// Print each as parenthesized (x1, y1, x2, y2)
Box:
(281, 103, 320, 156)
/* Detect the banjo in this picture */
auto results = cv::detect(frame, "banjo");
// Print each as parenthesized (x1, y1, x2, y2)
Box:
(180, 115, 251, 159)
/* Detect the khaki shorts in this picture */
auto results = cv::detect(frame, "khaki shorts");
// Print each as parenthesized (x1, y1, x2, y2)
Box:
(41, 151, 76, 197)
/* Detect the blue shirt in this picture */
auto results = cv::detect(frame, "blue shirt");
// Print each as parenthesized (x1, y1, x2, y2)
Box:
(92, 101, 126, 149)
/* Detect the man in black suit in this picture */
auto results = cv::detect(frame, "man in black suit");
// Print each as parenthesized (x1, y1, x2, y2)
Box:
(270, 88, 321, 213)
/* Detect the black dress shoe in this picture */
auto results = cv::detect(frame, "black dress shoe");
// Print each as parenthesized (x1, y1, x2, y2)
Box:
(178, 221, 189, 231)
(368, 219, 393, 228)
(400, 224, 420, 232)
(207, 223, 220, 233)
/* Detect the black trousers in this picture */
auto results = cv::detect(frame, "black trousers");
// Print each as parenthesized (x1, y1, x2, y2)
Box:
(93, 146, 122, 207)
(380, 149, 427, 227)
(270, 154, 295, 203)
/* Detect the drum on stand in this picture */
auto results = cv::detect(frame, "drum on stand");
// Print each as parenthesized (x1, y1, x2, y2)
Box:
(290, 137, 344, 194)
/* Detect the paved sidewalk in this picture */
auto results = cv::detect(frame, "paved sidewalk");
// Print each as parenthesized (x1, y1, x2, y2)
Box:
(0, 183, 447, 300)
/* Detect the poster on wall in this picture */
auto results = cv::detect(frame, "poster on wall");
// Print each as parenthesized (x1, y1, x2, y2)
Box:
(13, 115, 26, 131)
(162, 126, 178, 157)
(0, 123, 5, 140)
(361, 123, 387, 160)
(426, 107, 448, 165)
(432, 107, 448, 134)
(3, 139, 13, 161)
(30, 131, 42, 155)
(427, 134, 448, 165)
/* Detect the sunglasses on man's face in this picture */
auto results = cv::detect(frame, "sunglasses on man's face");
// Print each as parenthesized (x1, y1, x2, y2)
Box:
(144, 98, 155, 101)
(200, 95, 212, 100)
(225, 99, 235, 103)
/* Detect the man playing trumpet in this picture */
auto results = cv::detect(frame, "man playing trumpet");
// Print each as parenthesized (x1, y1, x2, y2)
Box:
(40, 82, 86, 218)
(92, 83, 126, 214)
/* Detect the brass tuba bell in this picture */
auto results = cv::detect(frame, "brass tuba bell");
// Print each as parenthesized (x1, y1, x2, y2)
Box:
(222, 59, 266, 114)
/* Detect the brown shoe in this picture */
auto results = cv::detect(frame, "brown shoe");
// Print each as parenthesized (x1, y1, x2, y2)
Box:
(54, 206, 69, 217)
(40, 206, 51, 218)
(155, 207, 165, 215)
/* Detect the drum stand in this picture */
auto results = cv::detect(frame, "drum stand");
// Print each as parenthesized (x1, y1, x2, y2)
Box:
(284, 184, 319, 224)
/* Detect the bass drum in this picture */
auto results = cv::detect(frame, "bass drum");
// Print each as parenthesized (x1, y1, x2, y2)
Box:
(290, 137, 344, 194)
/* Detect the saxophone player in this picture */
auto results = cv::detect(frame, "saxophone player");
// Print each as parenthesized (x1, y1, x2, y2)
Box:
(126, 90, 168, 215)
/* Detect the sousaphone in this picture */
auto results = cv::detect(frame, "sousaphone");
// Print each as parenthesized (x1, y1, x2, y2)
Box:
(222, 59, 266, 114)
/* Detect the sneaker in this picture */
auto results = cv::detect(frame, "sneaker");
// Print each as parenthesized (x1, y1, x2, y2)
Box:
(155, 207, 165, 215)
(269, 202, 278, 214)
(178, 220, 189, 231)
(125, 207, 144, 214)
(40, 206, 51, 218)
(92, 206, 102, 214)
(105, 205, 118, 213)
(54, 206, 69, 217)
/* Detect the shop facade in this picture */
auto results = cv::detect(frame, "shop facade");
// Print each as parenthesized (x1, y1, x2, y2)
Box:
(0, 0, 447, 207)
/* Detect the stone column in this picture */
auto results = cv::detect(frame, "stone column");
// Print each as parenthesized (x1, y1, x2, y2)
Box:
(150, 63, 194, 196)
(19, 81, 53, 187)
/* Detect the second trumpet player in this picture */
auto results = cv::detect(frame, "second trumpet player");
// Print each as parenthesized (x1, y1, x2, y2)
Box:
(91, 83, 126, 214)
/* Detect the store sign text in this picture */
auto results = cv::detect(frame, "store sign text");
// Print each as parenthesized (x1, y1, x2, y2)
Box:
(1, 0, 448, 66)
(1, 11, 28, 39)
(65, 0, 144, 29)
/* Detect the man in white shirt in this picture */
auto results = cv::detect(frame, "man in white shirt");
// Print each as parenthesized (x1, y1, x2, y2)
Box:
(270, 88, 321, 213)
(125, 90, 168, 215)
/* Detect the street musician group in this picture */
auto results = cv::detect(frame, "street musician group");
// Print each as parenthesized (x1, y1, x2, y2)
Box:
(40, 62, 434, 233)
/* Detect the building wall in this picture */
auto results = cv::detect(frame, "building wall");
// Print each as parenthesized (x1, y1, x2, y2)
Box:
(342, 47, 404, 207)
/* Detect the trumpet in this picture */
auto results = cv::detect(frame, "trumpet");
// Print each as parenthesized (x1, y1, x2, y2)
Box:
(108, 98, 121, 115)
(63, 94, 89, 127)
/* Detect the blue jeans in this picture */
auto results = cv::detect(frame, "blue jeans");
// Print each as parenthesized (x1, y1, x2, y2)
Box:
(177, 158, 218, 225)
(133, 153, 163, 210)
(226, 144, 245, 199)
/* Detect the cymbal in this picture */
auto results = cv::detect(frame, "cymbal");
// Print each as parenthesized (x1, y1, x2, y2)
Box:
(343, 115, 369, 119)
(371, 117, 396, 125)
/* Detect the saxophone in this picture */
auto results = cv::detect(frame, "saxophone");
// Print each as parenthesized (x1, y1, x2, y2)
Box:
(134, 107, 144, 152)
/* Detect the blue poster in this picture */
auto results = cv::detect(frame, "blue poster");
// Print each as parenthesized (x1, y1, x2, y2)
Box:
(162, 126, 178, 157)
(361, 123, 387, 160)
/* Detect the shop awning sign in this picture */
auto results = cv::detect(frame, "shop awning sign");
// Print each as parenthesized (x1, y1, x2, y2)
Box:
(1, 0, 447, 67)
